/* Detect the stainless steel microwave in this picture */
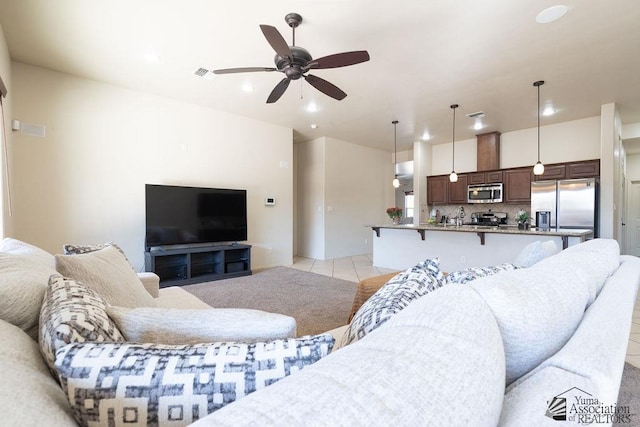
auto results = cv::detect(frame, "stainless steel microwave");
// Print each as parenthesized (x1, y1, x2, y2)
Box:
(467, 183, 503, 203)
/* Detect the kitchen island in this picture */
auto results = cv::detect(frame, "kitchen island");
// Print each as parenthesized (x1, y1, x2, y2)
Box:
(371, 223, 593, 272)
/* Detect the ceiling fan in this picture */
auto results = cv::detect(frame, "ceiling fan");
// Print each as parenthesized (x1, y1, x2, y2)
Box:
(213, 13, 370, 103)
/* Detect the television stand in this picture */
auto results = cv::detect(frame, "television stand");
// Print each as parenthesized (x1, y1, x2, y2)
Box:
(145, 243, 251, 288)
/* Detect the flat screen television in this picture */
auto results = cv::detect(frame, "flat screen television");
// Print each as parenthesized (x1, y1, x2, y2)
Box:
(145, 184, 247, 249)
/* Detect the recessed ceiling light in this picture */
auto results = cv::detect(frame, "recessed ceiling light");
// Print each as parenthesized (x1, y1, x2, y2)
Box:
(241, 83, 255, 92)
(473, 119, 484, 131)
(542, 107, 557, 116)
(306, 103, 319, 113)
(422, 132, 431, 141)
(310, 124, 319, 129)
(143, 51, 163, 63)
(536, 5, 569, 24)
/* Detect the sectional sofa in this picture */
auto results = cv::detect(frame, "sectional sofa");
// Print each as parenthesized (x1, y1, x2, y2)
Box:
(0, 237, 638, 426)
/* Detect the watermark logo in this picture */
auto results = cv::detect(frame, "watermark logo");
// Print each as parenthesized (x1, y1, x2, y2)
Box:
(545, 387, 634, 424)
(546, 396, 567, 421)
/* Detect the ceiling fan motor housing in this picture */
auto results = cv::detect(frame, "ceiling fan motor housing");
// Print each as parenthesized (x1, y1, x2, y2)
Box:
(274, 46, 312, 80)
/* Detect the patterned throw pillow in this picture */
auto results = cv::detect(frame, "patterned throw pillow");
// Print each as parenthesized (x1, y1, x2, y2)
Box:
(39, 274, 125, 373)
(55, 335, 335, 426)
(446, 263, 520, 284)
(344, 258, 445, 345)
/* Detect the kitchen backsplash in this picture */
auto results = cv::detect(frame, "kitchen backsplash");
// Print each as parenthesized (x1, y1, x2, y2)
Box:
(426, 203, 530, 225)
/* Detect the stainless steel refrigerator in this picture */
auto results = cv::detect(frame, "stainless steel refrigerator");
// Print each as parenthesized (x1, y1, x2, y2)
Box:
(531, 178, 599, 236)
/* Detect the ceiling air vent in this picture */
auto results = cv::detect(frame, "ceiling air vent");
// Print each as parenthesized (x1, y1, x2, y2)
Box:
(466, 111, 486, 119)
(194, 68, 215, 80)
(467, 111, 486, 119)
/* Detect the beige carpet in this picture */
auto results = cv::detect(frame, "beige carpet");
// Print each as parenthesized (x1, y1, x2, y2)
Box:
(182, 266, 358, 337)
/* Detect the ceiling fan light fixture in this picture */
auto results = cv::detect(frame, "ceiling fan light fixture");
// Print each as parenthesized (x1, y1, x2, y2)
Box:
(306, 103, 319, 112)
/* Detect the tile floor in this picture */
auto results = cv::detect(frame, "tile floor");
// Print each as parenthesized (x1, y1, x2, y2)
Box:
(290, 254, 640, 369)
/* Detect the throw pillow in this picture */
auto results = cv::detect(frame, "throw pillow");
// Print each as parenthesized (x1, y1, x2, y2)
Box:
(0, 251, 58, 340)
(446, 263, 520, 285)
(63, 242, 135, 271)
(55, 245, 155, 308)
(107, 306, 297, 344)
(55, 335, 335, 426)
(39, 275, 125, 373)
(0, 237, 55, 267)
(344, 258, 445, 345)
(513, 240, 558, 268)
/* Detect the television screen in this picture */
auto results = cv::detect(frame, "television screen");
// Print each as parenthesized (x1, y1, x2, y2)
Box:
(145, 184, 247, 248)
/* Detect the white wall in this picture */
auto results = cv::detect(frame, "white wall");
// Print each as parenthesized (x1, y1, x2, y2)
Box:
(10, 62, 293, 271)
(296, 138, 325, 259)
(0, 23, 12, 238)
(325, 137, 391, 259)
(296, 136, 392, 260)
(430, 117, 601, 175)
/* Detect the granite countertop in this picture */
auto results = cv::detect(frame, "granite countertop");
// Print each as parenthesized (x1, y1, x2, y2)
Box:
(372, 223, 594, 238)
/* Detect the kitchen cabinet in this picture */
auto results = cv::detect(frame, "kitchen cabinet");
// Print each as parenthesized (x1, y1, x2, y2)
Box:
(567, 160, 599, 179)
(447, 174, 468, 204)
(427, 175, 447, 205)
(533, 164, 566, 181)
(476, 132, 501, 171)
(468, 170, 503, 185)
(504, 168, 532, 203)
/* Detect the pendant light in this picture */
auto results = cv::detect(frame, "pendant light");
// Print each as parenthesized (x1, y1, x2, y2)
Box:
(449, 104, 459, 183)
(392, 120, 400, 188)
(533, 80, 545, 175)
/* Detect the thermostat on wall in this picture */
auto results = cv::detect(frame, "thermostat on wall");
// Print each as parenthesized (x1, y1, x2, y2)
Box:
(265, 197, 276, 206)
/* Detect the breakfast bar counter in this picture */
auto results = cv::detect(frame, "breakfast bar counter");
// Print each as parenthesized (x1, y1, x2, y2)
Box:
(371, 224, 594, 272)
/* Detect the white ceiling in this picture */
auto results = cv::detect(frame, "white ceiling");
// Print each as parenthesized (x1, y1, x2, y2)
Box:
(1, 0, 639, 153)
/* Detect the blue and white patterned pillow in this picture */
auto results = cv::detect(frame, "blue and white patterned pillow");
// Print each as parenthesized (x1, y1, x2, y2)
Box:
(39, 274, 125, 374)
(344, 259, 445, 345)
(55, 335, 334, 426)
(446, 263, 520, 284)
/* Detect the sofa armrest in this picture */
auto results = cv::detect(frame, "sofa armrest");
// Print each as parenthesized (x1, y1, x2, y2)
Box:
(137, 272, 159, 298)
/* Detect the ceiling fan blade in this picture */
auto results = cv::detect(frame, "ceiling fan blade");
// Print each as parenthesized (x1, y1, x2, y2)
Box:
(304, 74, 347, 101)
(307, 51, 370, 70)
(260, 25, 292, 60)
(213, 67, 277, 75)
(266, 78, 291, 103)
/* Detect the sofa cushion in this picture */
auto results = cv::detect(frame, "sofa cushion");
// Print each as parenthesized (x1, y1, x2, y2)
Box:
(39, 275, 125, 373)
(190, 285, 505, 427)
(55, 334, 335, 426)
(0, 319, 77, 426)
(0, 250, 58, 340)
(469, 240, 617, 385)
(446, 262, 519, 284)
(513, 240, 559, 268)
(55, 245, 155, 308)
(343, 258, 445, 345)
(107, 306, 297, 344)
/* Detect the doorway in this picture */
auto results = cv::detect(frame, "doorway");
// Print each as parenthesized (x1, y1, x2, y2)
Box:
(625, 180, 640, 256)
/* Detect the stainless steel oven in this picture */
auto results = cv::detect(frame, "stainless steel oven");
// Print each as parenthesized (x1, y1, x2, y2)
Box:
(467, 183, 503, 204)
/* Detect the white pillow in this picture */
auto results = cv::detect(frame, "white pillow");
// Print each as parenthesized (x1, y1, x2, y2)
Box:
(513, 240, 558, 268)
(0, 237, 55, 268)
(107, 306, 297, 344)
(55, 245, 155, 308)
(0, 252, 58, 340)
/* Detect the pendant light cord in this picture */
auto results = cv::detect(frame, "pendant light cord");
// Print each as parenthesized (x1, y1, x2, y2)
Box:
(0, 99, 12, 217)
(392, 120, 398, 175)
(450, 104, 458, 171)
(537, 83, 540, 163)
